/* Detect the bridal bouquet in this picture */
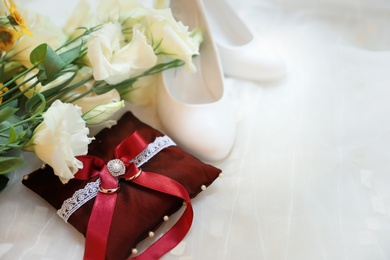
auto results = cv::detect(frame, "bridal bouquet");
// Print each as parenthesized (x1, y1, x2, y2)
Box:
(0, 0, 202, 190)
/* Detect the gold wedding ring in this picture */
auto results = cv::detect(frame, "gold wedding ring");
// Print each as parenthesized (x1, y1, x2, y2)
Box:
(99, 185, 120, 194)
(125, 169, 143, 181)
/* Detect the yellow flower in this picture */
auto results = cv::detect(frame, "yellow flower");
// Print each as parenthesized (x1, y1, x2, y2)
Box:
(4, 0, 32, 36)
(0, 84, 9, 104)
(0, 26, 21, 51)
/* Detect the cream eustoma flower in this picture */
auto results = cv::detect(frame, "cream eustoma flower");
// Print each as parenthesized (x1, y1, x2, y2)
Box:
(17, 66, 123, 125)
(24, 100, 93, 184)
(116, 4, 200, 72)
(71, 0, 200, 78)
(87, 22, 157, 85)
(82, 100, 125, 126)
(142, 8, 200, 72)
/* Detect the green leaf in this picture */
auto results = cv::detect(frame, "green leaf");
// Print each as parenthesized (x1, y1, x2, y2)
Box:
(17, 129, 29, 139)
(0, 156, 24, 174)
(25, 93, 45, 114)
(25, 91, 46, 115)
(30, 43, 49, 66)
(0, 63, 4, 82)
(0, 107, 18, 123)
(7, 126, 17, 144)
(93, 81, 114, 95)
(145, 59, 184, 75)
(59, 43, 82, 65)
(30, 43, 66, 80)
(0, 174, 9, 192)
(106, 78, 138, 93)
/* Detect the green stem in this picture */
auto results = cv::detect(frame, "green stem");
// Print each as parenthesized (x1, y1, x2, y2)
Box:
(0, 114, 42, 133)
(0, 66, 39, 108)
(44, 76, 94, 107)
(56, 25, 101, 52)
(0, 76, 40, 107)
(0, 143, 23, 149)
(1, 65, 37, 90)
(64, 87, 95, 104)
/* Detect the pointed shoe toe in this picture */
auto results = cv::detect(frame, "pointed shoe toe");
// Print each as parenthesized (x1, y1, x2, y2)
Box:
(204, 0, 286, 81)
(219, 39, 286, 81)
(156, 0, 236, 161)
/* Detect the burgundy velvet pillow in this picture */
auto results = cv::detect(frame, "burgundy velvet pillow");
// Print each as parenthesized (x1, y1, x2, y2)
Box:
(22, 111, 221, 259)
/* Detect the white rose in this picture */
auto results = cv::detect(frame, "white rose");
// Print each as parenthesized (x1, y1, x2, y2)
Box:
(87, 22, 157, 85)
(24, 100, 93, 184)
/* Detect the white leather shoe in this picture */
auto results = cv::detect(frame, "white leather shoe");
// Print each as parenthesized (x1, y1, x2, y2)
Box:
(156, 0, 236, 161)
(203, 0, 286, 81)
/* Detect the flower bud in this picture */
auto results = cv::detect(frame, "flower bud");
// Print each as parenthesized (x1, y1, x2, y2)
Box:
(82, 100, 125, 125)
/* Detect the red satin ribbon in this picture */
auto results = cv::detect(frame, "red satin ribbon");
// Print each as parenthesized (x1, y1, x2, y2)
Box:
(74, 131, 193, 260)
(132, 172, 193, 260)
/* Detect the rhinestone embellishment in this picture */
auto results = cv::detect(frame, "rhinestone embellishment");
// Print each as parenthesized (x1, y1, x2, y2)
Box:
(107, 159, 126, 177)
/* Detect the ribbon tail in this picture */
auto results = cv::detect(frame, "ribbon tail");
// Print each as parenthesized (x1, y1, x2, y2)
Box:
(130, 171, 193, 260)
(84, 192, 118, 260)
(84, 167, 119, 260)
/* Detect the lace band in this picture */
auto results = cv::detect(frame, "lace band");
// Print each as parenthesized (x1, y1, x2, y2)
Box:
(57, 135, 176, 222)
(130, 135, 176, 167)
(57, 180, 100, 222)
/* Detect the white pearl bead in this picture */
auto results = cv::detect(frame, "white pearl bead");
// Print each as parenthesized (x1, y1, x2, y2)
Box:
(201, 185, 206, 191)
(163, 215, 169, 221)
(148, 231, 155, 238)
(112, 163, 121, 172)
(107, 159, 126, 176)
(131, 248, 138, 255)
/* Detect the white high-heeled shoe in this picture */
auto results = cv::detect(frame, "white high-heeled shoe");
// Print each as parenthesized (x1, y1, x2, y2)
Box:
(203, 0, 286, 82)
(156, 0, 236, 161)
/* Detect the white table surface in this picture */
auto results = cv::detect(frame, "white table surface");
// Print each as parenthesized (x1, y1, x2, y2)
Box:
(1, 0, 390, 259)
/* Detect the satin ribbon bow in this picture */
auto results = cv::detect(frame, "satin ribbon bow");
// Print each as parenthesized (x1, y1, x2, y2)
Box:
(74, 131, 193, 260)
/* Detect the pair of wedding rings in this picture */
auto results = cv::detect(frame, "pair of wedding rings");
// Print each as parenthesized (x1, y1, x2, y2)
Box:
(99, 159, 143, 194)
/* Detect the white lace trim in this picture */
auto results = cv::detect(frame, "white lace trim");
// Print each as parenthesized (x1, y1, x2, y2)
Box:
(130, 135, 176, 167)
(57, 179, 100, 222)
(57, 135, 175, 222)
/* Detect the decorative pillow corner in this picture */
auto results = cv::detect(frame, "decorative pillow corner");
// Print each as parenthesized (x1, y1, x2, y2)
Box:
(22, 111, 222, 259)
